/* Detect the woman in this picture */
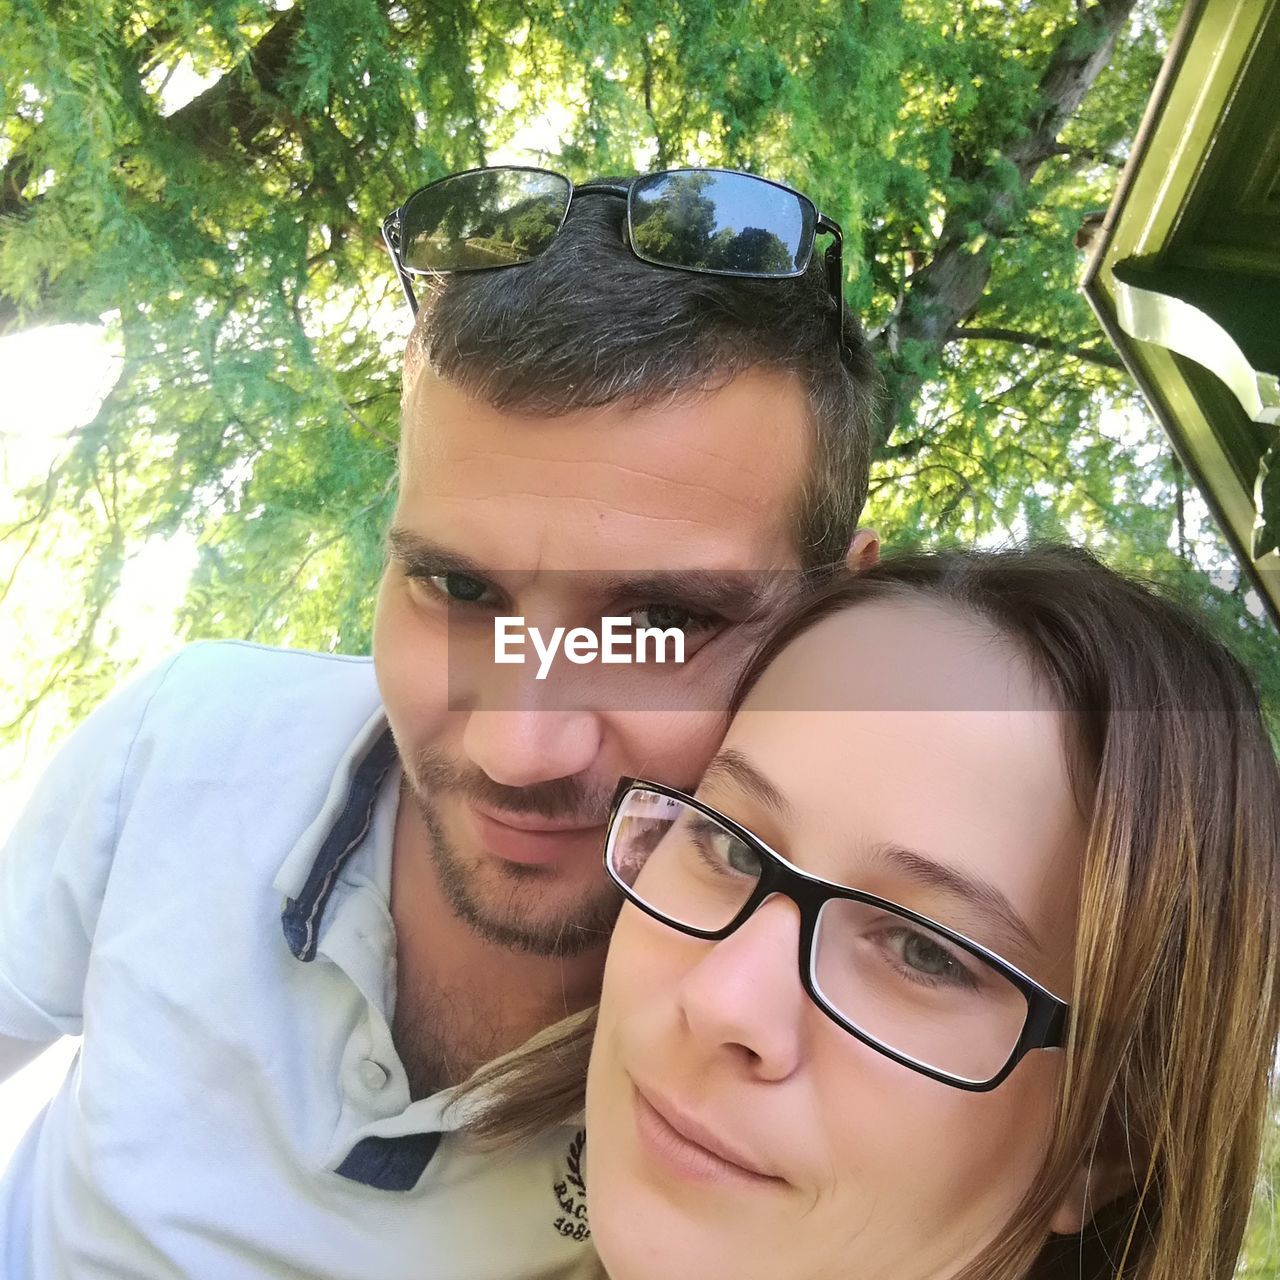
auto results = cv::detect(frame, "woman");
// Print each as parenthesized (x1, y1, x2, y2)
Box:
(459, 545, 1280, 1279)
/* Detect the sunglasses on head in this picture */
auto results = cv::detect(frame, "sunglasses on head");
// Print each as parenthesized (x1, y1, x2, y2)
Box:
(381, 164, 846, 342)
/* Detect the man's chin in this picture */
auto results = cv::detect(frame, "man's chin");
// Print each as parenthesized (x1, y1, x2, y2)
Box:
(418, 793, 620, 958)
(454, 865, 620, 958)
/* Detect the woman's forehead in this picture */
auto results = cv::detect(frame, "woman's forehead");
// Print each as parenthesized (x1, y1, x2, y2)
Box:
(725, 600, 1077, 842)
(721, 599, 1085, 984)
(742, 596, 1053, 714)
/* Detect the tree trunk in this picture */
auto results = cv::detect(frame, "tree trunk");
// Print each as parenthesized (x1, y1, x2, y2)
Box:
(876, 0, 1138, 446)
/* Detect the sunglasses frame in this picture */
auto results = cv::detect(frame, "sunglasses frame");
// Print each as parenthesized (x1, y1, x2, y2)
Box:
(604, 776, 1070, 1092)
(380, 164, 846, 343)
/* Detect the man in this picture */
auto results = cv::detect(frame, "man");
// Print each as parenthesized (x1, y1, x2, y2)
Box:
(0, 167, 880, 1278)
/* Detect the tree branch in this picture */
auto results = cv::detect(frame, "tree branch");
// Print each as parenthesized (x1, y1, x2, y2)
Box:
(947, 325, 1123, 370)
(1045, 142, 1124, 170)
(165, 7, 306, 155)
(0, 9, 310, 333)
(1, 10, 304, 225)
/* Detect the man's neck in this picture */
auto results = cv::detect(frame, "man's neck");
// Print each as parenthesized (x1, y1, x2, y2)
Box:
(388, 792, 606, 1097)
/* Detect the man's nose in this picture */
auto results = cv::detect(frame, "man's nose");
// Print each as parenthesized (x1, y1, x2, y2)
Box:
(462, 706, 603, 789)
(676, 894, 806, 1082)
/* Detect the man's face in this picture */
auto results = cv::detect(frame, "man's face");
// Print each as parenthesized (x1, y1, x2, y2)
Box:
(373, 365, 814, 958)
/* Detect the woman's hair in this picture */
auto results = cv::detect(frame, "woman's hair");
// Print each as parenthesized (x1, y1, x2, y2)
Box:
(449, 544, 1280, 1280)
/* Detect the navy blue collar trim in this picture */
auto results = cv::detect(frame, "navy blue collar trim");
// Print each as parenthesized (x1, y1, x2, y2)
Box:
(335, 1133, 442, 1191)
(282, 727, 399, 962)
(281, 726, 445, 1193)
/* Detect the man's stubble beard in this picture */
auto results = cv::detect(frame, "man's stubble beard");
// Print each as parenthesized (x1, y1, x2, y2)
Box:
(402, 757, 623, 961)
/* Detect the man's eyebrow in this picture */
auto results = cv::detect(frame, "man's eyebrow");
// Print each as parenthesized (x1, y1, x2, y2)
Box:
(600, 570, 785, 618)
(386, 535, 789, 616)
(699, 749, 798, 823)
(385, 528, 487, 578)
(866, 842, 1042, 961)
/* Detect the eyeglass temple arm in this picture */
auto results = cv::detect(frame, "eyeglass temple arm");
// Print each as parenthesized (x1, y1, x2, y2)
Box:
(1025, 989, 1070, 1051)
(382, 212, 420, 317)
(817, 214, 845, 348)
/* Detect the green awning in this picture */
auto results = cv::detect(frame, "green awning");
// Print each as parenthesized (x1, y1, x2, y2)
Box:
(1081, 0, 1280, 625)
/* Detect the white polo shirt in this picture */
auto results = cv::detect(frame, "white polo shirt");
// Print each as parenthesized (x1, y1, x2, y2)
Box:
(0, 642, 598, 1279)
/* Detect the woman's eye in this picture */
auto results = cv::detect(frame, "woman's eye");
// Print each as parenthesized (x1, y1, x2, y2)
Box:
(719, 833, 760, 875)
(885, 927, 976, 989)
(690, 820, 761, 876)
(418, 571, 500, 605)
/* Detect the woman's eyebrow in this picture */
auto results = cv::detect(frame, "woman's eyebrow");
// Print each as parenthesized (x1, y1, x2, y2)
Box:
(700, 749, 797, 822)
(701, 747, 1041, 960)
(865, 842, 1042, 960)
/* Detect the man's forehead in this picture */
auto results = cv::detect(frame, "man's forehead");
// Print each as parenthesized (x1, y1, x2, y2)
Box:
(399, 365, 810, 498)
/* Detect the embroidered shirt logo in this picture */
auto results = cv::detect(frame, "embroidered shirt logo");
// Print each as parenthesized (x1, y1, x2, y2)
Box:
(552, 1128, 590, 1242)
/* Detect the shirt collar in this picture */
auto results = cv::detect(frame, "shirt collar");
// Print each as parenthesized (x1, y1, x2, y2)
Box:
(270, 709, 584, 1192)
(275, 710, 398, 962)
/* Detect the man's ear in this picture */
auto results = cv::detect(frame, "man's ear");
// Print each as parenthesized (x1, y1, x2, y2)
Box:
(845, 527, 880, 571)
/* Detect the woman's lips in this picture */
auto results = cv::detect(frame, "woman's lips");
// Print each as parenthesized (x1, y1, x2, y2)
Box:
(467, 802, 604, 866)
(632, 1083, 787, 1188)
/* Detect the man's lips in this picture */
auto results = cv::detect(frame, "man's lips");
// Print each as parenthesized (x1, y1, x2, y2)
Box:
(633, 1082, 786, 1186)
(468, 800, 603, 834)
(466, 801, 605, 865)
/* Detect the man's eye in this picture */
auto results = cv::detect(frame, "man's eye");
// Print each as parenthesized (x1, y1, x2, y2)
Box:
(416, 571, 500, 605)
(628, 604, 717, 634)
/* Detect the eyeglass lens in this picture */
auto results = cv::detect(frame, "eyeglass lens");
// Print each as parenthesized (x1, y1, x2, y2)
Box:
(400, 169, 571, 272)
(628, 170, 814, 276)
(606, 788, 1029, 1084)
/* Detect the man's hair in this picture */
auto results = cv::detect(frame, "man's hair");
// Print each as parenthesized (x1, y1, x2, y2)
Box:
(403, 188, 882, 575)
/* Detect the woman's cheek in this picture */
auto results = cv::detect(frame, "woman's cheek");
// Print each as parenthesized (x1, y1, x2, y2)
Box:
(810, 1031, 1057, 1239)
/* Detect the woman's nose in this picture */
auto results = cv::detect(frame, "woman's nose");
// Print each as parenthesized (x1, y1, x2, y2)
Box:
(676, 894, 807, 1081)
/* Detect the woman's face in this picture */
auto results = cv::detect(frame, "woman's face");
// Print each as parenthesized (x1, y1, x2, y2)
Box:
(586, 599, 1087, 1280)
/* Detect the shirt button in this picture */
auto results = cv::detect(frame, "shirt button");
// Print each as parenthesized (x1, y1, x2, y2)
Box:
(358, 1059, 389, 1091)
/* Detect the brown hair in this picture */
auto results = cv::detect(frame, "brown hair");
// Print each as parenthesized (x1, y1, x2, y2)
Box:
(402, 186, 882, 576)
(451, 544, 1280, 1280)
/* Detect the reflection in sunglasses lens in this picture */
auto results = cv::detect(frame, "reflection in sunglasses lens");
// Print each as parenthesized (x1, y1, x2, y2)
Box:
(402, 170, 571, 271)
(629, 170, 812, 275)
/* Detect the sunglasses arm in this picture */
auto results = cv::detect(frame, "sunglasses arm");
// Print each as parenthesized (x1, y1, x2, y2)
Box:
(382, 213, 420, 317)
(817, 215, 845, 348)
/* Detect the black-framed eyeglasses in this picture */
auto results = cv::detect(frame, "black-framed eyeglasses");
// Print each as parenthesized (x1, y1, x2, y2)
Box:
(380, 164, 845, 342)
(604, 777, 1070, 1092)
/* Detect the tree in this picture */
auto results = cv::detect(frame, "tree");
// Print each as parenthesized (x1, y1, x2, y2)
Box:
(1, 0, 1278, 1262)
(1, 0, 1275, 728)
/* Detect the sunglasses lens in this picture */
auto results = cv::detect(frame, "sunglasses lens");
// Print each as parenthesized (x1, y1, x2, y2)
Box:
(628, 170, 815, 277)
(399, 169, 571, 271)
